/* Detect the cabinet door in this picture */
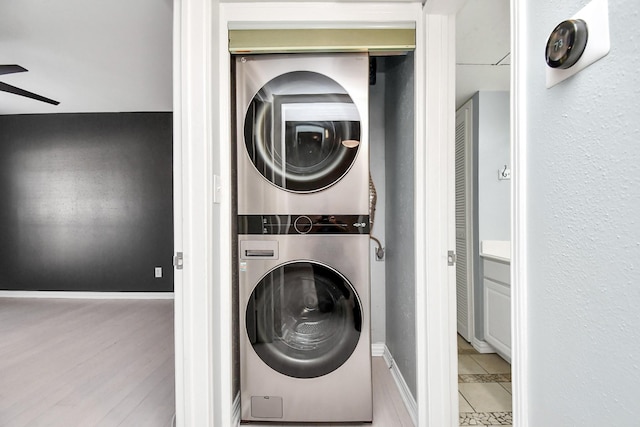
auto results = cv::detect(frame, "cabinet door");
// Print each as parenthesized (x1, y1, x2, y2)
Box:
(483, 278, 511, 361)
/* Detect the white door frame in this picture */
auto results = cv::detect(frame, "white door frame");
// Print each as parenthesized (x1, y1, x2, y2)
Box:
(173, 0, 231, 425)
(511, 0, 529, 424)
(172, 1, 184, 422)
(419, 12, 458, 426)
(174, 1, 459, 426)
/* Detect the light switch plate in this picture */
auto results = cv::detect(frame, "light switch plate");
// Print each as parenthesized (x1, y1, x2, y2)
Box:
(546, 0, 610, 88)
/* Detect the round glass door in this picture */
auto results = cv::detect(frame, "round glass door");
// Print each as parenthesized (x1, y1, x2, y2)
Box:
(246, 261, 362, 378)
(244, 71, 361, 193)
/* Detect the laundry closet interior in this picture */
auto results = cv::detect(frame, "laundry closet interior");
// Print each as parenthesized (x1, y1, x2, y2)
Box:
(228, 23, 419, 424)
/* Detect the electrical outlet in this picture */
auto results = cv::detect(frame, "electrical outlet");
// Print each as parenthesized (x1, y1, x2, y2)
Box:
(155, 267, 162, 278)
(374, 247, 385, 261)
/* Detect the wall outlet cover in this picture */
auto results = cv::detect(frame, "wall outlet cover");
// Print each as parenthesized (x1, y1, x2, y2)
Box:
(545, 0, 610, 88)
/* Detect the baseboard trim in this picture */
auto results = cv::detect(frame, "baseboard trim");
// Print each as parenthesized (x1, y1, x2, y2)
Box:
(232, 391, 241, 426)
(371, 342, 386, 357)
(381, 345, 418, 426)
(0, 291, 175, 300)
(471, 337, 496, 354)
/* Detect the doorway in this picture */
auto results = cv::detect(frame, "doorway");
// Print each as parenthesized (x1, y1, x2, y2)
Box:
(454, 0, 512, 425)
(175, 2, 459, 426)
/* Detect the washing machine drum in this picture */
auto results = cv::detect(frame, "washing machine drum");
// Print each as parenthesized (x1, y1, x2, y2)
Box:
(244, 71, 361, 193)
(246, 261, 362, 378)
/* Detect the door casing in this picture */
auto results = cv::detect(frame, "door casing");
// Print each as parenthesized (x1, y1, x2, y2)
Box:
(174, 2, 459, 426)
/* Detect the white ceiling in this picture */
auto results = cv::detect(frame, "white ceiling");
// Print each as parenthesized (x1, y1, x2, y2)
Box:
(455, 0, 510, 108)
(0, 0, 173, 115)
(1, 0, 507, 114)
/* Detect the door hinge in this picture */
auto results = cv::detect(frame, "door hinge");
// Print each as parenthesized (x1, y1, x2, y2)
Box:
(447, 250, 456, 266)
(173, 252, 184, 270)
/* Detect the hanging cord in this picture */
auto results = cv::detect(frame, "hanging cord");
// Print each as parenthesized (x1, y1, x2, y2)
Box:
(369, 174, 385, 260)
(370, 234, 385, 260)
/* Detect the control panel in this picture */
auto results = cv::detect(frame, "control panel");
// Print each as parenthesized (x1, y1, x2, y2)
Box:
(238, 214, 370, 235)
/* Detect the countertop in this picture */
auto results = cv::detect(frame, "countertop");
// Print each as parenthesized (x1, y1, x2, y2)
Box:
(480, 240, 510, 263)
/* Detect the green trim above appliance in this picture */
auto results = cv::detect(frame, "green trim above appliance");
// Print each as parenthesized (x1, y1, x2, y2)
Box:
(229, 28, 415, 55)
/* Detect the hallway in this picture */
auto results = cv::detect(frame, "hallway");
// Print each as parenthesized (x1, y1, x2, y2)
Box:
(458, 335, 512, 426)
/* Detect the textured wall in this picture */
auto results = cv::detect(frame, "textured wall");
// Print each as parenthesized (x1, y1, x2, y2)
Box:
(369, 67, 387, 344)
(524, 0, 640, 424)
(384, 53, 416, 397)
(0, 113, 174, 292)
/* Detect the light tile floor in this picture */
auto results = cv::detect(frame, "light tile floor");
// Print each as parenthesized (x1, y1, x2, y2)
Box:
(458, 335, 512, 426)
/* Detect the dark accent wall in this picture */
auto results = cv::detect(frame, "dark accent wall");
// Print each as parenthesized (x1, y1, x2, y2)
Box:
(0, 113, 173, 292)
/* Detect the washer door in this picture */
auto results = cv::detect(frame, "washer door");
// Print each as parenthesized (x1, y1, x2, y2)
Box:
(244, 71, 361, 193)
(246, 261, 362, 378)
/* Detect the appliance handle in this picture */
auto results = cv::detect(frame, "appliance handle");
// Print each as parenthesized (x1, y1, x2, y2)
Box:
(245, 249, 275, 257)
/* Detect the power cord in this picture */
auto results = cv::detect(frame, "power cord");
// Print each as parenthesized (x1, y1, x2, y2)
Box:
(370, 235, 385, 260)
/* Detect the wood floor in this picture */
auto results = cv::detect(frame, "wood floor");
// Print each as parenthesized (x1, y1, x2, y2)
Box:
(0, 298, 414, 427)
(0, 298, 175, 427)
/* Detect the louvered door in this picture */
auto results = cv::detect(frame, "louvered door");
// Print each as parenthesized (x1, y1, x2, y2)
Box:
(455, 100, 474, 342)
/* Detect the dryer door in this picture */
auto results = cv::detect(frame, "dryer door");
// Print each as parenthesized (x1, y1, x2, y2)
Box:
(246, 261, 362, 378)
(244, 71, 361, 193)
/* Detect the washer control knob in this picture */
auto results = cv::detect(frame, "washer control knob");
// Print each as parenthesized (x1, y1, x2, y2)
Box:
(294, 216, 313, 234)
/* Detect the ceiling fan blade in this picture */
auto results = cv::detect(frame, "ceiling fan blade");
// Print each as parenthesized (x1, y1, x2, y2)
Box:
(0, 81, 60, 105)
(0, 64, 28, 76)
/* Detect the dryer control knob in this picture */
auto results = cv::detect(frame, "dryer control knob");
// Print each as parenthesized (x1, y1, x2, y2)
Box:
(294, 216, 313, 234)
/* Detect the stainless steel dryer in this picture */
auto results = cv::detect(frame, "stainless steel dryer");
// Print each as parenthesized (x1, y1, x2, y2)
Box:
(235, 53, 369, 215)
(238, 214, 372, 423)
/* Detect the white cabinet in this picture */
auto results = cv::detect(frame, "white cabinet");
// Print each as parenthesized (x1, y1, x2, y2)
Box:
(482, 257, 511, 362)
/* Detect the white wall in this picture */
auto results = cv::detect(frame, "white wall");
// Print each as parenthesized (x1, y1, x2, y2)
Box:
(471, 91, 510, 341)
(0, 0, 173, 115)
(520, 0, 640, 424)
(476, 91, 510, 242)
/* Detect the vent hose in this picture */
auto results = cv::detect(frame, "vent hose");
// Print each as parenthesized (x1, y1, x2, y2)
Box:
(369, 174, 384, 260)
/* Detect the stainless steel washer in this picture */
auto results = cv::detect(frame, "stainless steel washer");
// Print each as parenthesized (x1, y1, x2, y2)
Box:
(238, 215, 372, 423)
(235, 53, 369, 215)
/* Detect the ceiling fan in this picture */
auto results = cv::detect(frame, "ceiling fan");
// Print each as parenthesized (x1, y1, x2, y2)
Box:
(0, 64, 60, 105)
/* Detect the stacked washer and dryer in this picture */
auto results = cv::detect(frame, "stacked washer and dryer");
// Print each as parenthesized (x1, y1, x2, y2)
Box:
(235, 53, 373, 423)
